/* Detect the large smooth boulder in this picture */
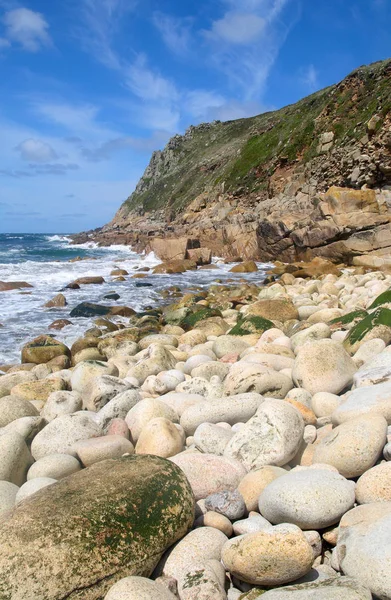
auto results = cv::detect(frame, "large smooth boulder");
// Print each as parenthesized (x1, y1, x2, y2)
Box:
(135, 418, 184, 458)
(27, 454, 81, 481)
(31, 414, 101, 460)
(156, 526, 228, 600)
(41, 391, 82, 422)
(180, 393, 263, 435)
(0, 372, 36, 398)
(0, 455, 194, 600)
(21, 336, 70, 364)
(221, 525, 313, 585)
(0, 432, 33, 486)
(170, 453, 246, 501)
(258, 577, 372, 599)
(258, 468, 355, 530)
(127, 344, 177, 384)
(336, 503, 391, 600)
(70, 361, 119, 396)
(356, 463, 391, 504)
(292, 340, 356, 394)
(245, 298, 299, 322)
(332, 380, 391, 424)
(312, 415, 387, 478)
(224, 400, 304, 470)
(224, 363, 293, 397)
(0, 396, 39, 427)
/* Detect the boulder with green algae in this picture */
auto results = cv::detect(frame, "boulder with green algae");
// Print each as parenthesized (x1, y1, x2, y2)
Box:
(344, 307, 391, 354)
(180, 307, 223, 330)
(229, 315, 274, 336)
(240, 577, 372, 598)
(21, 335, 70, 364)
(0, 455, 194, 600)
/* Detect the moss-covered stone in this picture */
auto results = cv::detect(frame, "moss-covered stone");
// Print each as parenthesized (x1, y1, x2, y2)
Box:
(0, 455, 194, 600)
(229, 315, 274, 336)
(180, 307, 223, 330)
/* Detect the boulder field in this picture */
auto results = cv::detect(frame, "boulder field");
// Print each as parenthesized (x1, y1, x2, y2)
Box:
(1, 264, 391, 598)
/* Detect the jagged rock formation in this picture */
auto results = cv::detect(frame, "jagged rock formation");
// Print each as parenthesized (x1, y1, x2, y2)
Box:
(73, 59, 391, 264)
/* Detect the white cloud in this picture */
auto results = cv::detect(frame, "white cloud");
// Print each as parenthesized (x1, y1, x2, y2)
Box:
(3, 8, 51, 52)
(15, 138, 58, 162)
(300, 64, 319, 92)
(208, 12, 266, 45)
(125, 54, 179, 102)
(152, 12, 192, 55)
(203, 0, 292, 101)
(0, 37, 10, 48)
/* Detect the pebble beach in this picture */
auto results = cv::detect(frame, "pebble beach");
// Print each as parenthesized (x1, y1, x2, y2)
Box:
(0, 254, 391, 599)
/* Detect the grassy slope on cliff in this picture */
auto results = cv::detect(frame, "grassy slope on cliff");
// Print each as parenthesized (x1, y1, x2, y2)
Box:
(117, 59, 391, 220)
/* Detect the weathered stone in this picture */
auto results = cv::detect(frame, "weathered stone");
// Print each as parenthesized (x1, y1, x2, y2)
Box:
(224, 363, 293, 397)
(221, 525, 313, 585)
(245, 298, 298, 322)
(0, 396, 39, 427)
(292, 339, 356, 394)
(170, 453, 246, 501)
(0, 432, 33, 486)
(258, 468, 355, 530)
(0, 455, 195, 600)
(336, 503, 391, 600)
(21, 336, 70, 364)
(224, 400, 304, 470)
(356, 462, 391, 504)
(180, 393, 263, 435)
(258, 577, 372, 599)
(104, 576, 177, 600)
(31, 414, 101, 460)
(313, 415, 387, 478)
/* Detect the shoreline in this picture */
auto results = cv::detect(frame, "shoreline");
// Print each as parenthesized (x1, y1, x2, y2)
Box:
(1, 254, 391, 597)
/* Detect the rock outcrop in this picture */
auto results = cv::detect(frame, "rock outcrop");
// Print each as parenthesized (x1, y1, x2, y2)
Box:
(72, 59, 391, 264)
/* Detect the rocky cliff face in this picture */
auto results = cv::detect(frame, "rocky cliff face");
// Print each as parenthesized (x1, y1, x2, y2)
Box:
(74, 59, 391, 265)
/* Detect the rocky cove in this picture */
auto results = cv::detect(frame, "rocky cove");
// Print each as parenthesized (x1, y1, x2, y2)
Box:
(1, 256, 391, 599)
(0, 56, 391, 600)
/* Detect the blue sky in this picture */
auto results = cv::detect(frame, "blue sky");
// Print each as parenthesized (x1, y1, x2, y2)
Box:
(0, 0, 389, 233)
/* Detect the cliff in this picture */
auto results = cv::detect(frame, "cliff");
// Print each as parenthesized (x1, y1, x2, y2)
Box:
(73, 58, 391, 265)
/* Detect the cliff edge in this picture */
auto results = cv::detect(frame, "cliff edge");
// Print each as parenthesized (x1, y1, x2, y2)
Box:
(73, 58, 391, 266)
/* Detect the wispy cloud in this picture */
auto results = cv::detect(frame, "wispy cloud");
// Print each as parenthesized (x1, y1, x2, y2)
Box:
(15, 138, 58, 163)
(77, 0, 137, 70)
(152, 12, 192, 56)
(203, 0, 293, 102)
(2, 8, 51, 52)
(206, 12, 266, 45)
(300, 64, 319, 92)
(125, 54, 179, 102)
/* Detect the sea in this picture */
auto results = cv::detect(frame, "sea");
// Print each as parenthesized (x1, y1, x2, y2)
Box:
(0, 233, 272, 364)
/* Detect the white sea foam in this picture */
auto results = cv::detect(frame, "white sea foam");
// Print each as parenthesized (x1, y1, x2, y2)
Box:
(0, 236, 270, 364)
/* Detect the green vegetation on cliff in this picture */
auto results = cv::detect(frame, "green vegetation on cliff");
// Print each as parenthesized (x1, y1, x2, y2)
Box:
(116, 59, 391, 220)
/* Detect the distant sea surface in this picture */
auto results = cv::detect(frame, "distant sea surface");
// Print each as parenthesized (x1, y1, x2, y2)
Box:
(0, 233, 272, 364)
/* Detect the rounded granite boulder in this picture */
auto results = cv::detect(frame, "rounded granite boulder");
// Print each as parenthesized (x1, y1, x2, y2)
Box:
(0, 455, 194, 600)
